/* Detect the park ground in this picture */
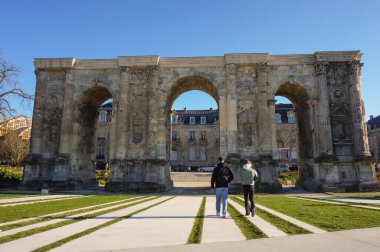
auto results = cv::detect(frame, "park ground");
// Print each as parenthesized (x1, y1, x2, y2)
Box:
(0, 185, 379, 252)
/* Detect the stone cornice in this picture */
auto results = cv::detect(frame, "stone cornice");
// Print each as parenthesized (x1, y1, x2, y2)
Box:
(33, 51, 363, 70)
(314, 51, 362, 62)
(117, 56, 160, 67)
(34, 58, 75, 69)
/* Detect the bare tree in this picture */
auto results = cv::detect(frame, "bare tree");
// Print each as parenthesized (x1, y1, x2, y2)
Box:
(0, 56, 33, 119)
(3, 130, 30, 166)
(276, 124, 297, 161)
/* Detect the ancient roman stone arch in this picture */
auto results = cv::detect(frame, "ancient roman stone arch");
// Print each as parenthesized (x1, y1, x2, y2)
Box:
(23, 52, 378, 192)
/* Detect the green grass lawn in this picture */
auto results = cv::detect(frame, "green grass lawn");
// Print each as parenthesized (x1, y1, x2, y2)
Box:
(0, 195, 135, 224)
(255, 196, 380, 231)
(187, 197, 206, 244)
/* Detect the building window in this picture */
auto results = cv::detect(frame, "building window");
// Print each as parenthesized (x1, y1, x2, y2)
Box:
(200, 116, 206, 124)
(201, 131, 206, 141)
(97, 145, 104, 158)
(189, 131, 195, 141)
(288, 113, 295, 124)
(172, 131, 177, 141)
(275, 113, 282, 124)
(172, 115, 177, 124)
(200, 147, 206, 161)
(171, 150, 177, 161)
(190, 117, 195, 124)
(189, 147, 196, 161)
(99, 111, 107, 123)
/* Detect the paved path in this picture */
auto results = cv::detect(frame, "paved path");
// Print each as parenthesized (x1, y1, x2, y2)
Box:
(0, 197, 169, 252)
(52, 196, 201, 251)
(202, 196, 245, 243)
(0, 195, 89, 207)
(308, 195, 380, 205)
(234, 198, 325, 234)
(0, 196, 146, 238)
(113, 227, 380, 252)
(289, 196, 380, 211)
(0, 194, 85, 205)
(0, 196, 143, 228)
(228, 199, 287, 237)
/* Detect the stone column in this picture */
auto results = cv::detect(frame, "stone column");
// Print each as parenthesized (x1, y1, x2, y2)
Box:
(30, 70, 46, 154)
(256, 63, 272, 154)
(348, 60, 371, 159)
(59, 68, 75, 154)
(225, 64, 238, 155)
(268, 98, 278, 155)
(112, 66, 129, 159)
(307, 98, 321, 158)
(314, 62, 335, 159)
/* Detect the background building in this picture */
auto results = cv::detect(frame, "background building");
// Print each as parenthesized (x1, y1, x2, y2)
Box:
(273, 104, 297, 167)
(95, 102, 112, 169)
(368, 115, 380, 161)
(170, 109, 219, 168)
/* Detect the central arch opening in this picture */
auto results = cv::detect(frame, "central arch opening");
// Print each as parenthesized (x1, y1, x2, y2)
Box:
(274, 83, 314, 189)
(166, 76, 220, 191)
(76, 86, 113, 188)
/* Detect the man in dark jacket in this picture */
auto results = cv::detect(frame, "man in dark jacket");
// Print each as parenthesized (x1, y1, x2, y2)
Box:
(211, 157, 234, 218)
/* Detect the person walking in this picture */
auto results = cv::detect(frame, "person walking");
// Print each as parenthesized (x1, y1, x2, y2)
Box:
(211, 157, 234, 218)
(240, 159, 258, 217)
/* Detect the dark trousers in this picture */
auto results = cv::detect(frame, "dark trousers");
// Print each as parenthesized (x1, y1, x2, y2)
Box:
(243, 185, 255, 214)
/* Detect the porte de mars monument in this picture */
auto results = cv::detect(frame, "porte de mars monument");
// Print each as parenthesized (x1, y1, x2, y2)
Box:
(23, 51, 379, 193)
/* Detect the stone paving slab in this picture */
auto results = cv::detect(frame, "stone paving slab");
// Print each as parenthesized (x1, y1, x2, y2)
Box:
(234, 198, 326, 234)
(0, 195, 89, 207)
(52, 196, 201, 251)
(290, 196, 380, 211)
(107, 227, 380, 252)
(228, 199, 287, 237)
(308, 196, 380, 205)
(202, 196, 245, 243)
(0, 194, 85, 205)
(0, 196, 143, 228)
(0, 197, 170, 252)
(0, 196, 147, 238)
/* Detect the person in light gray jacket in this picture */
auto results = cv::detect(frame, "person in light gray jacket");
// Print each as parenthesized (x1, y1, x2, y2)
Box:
(240, 159, 258, 216)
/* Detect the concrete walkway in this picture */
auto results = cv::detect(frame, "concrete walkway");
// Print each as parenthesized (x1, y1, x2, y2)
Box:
(0, 195, 89, 207)
(228, 199, 287, 237)
(290, 196, 380, 211)
(0, 197, 169, 252)
(308, 196, 380, 205)
(52, 196, 201, 251)
(234, 197, 325, 234)
(0, 194, 85, 205)
(0, 196, 143, 228)
(202, 196, 245, 243)
(111, 227, 380, 252)
(0, 196, 147, 238)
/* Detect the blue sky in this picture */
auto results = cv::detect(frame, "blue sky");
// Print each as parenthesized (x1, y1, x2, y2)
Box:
(1, 0, 380, 118)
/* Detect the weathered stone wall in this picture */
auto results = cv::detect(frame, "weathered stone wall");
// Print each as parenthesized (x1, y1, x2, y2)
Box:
(23, 52, 379, 192)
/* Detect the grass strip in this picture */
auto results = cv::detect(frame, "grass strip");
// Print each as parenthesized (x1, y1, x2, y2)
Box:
(0, 195, 135, 223)
(187, 196, 206, 244)
(32, 197, 175, 252)
(227, 202, 267, 239)
(255, 196, 380, 231)
(0, 196, 159, 245)
(231, 197, 310, 235)
(0, 196, 142, 231)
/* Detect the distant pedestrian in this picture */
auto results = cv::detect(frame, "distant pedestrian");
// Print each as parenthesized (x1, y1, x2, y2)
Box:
(240, 159, 258, 217)
(211, 157, 234, 218)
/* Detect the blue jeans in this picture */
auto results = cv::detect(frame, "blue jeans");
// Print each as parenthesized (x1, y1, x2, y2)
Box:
(215, 187, 228, 215)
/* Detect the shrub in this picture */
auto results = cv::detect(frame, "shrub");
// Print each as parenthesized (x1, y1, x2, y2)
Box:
(277, 170, 298, 185)
(0, 166, 23, 183)
(96, 168, 110, 186)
